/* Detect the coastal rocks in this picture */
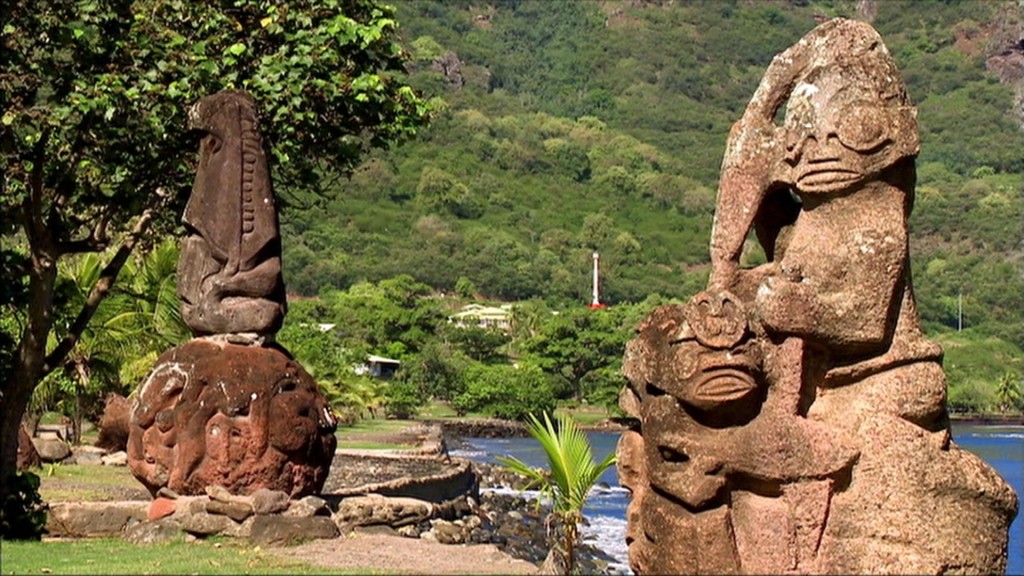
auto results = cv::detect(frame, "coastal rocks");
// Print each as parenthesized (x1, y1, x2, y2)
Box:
(333, 494, 434, 529)
(127, 339, 337, 498)
(430, 419, 528, 440)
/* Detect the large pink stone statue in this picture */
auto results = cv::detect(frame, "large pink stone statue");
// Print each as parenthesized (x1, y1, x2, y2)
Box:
(128, 92, 336, 497)
(618, 19, 1018, 574)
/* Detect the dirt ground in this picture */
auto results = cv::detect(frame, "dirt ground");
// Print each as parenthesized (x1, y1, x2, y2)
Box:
(276, 532, 539, 574)
(296, 421, 541, 573)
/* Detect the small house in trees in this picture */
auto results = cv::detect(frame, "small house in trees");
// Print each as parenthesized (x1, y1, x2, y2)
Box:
(355, 355, 401, 380)
(448, 303, 513, 331)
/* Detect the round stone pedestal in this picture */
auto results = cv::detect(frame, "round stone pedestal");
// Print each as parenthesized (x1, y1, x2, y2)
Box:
(127, 338, 337, 497)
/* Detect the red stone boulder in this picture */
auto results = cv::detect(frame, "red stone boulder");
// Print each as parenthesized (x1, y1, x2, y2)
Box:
(127, 338, 337, 497)
(97, 393, 131, 452)
(17, 425, 41, 470)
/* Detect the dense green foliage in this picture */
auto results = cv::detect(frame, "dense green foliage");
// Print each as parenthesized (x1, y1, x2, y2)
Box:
(5, 0, 1019, 451)
(275, 277, 654, 420)
(0, 472, 46, 540)
(0, 0, 432, 511)
(278, 0, 1022, 410)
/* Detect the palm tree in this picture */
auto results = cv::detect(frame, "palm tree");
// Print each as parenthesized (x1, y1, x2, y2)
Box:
(499, 412, 617, 575)
(995, 371, 1022, 414)
(27, 242, 188, 440)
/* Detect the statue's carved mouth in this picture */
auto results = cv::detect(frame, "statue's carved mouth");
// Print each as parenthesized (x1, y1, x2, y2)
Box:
(796, 165, 863, 192)
(687, 368, 757, 409)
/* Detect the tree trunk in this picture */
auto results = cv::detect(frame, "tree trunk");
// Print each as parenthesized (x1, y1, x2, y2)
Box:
(1, 241, 57, 502)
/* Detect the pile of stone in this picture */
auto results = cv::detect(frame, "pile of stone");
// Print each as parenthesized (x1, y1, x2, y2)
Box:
(27, 426, 128, 468)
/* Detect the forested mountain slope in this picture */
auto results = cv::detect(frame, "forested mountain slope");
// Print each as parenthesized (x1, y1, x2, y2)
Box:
(280, 0, 1022, 355)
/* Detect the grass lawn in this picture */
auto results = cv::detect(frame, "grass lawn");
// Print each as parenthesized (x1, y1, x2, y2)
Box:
(555, 404, 613, 427)
(335, 418, 413, 436)
(38, 463, 145, 503)
(0, 537, 370, 575)
(335, 440, 415, 450)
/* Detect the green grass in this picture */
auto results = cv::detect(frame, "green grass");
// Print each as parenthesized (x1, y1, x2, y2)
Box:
(0, 537, 371, 575)
(335, 441, 415, 451)
(415, 401, 460, 419)
(335, 418, 413, 436)
(555, 405, 614, 427)
(38, 464, 144, 503)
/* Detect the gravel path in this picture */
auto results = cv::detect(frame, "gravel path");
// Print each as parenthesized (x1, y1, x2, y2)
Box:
(277, 532, 538, 574)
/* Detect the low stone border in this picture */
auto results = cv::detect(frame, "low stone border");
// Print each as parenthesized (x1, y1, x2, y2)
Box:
(327, 454, 477, 505)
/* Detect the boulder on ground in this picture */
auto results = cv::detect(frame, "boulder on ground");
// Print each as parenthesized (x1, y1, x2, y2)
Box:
(284, 495, 329, 518)
(17, 426, 41, 470)
(125, 518, 183, 544)
(249, 515, 339, 545)
(32, 437, 71, 463)
(333, 494, 434, 529)
(128, 339, 337, 497)
(101, 450, 128, 467)
(251, 488, 290, 515)
(96, 393, 131, 452)
(46, 501, 148, 537)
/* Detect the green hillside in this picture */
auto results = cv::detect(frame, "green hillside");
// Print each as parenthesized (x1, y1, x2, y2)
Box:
(278, 0, 1023, 407)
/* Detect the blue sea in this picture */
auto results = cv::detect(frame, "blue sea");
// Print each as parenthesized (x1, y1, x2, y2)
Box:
(454, 423, 1023, 575)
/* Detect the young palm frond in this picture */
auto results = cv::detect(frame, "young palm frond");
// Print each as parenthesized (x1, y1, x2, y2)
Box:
(499, 412, 616, 574)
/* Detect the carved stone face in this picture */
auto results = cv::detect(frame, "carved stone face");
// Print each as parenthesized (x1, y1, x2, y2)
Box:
(128, 339, 337, 497)
(781, 73, 917, 195)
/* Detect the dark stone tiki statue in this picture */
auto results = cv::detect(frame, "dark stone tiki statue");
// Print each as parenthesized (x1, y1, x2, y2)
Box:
(178, 91, 286, 337)
(619, 19, 1018, 575)
(128, 91, 336, 498)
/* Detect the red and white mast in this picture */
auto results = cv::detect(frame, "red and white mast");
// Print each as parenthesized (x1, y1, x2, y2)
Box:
(590, 251, 606, 309)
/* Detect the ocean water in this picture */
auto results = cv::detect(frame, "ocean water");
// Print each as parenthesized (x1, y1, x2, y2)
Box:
(454, 424, 1023, 575)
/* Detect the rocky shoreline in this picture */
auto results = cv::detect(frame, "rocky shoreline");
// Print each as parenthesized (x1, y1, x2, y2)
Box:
(472, 461, 623, 574)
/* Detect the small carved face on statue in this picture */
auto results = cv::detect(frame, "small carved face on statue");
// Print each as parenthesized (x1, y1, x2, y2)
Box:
(779, 62, 918, 195)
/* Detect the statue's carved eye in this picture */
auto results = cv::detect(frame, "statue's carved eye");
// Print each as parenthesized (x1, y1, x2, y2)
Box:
(836, 106, 889, 152)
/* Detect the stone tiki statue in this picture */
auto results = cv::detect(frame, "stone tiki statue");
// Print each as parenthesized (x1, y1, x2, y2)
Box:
(127, 92, 337, 498)
(618, 19, 1018, 575)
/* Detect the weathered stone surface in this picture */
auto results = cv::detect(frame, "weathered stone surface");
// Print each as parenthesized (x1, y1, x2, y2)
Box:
(619, 18, 1018, 575)
(17, 425, 40, 470)
(46, 501, 148, 537)
(333, 494, 434, 529)
(251, 488, 290, 515)
(75, 451, 104, 466)
(32, 437, 71, 463)
(429, 519, 466, 545)
(206, 484, 250, 505)
(284, 495, 328, 518)
(178, 91, 285, 337)
(180, 511, 232, 536)
(249, 515, 339, 545)
(127, 338, 337, 497)
(149, 497, 177, 521)
(157, 486, 180, 500)
(101, 450, 128, 467)
(96, 393, 131, 452)
(125, 518, 183, 544)
(207, 499, 255, 522)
